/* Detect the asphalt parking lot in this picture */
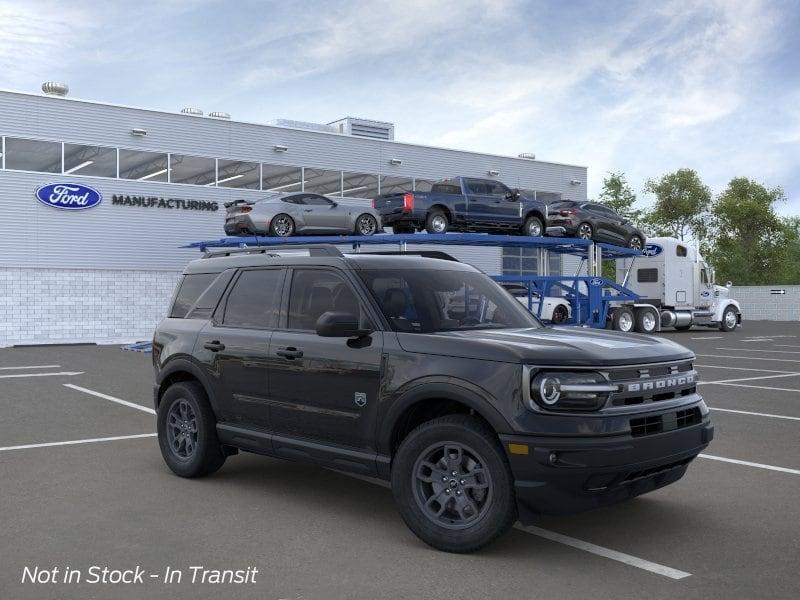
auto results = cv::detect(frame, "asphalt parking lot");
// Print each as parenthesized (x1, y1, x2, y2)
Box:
(1, 321, 799, 600)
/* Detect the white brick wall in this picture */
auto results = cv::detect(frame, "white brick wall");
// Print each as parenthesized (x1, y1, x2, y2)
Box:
(729, 286, 800, 322)
(0, 268, 181, 346)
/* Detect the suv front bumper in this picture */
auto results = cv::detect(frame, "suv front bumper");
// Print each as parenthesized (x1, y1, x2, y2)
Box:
(500, 417, 713, 521)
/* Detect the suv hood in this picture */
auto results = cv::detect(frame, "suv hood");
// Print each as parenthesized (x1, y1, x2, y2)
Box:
(397, 326, 693, 366)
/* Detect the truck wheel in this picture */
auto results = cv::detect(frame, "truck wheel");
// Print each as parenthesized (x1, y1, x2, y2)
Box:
(269, 214, 295, 237)
(719, 306, 738, 332)
(425, 210, 449, 234)
(634, 307, 657, 334)
(523, 216, 544, 237)
(391, 414, 516, 553)
(577, 222, 593, 240)
(551, 304, 569, 324)
(157, 381, 226, 478)
(611, 307, 635, 333)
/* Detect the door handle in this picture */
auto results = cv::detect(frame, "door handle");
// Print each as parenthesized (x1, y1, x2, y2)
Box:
(276, 347, 304, 360)
(204, 340, 225, 352)
(304, 209, 313, 213)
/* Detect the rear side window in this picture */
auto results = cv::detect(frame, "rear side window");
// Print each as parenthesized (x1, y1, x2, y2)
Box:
(223, 269, 284, 328)
(431, 182, 462, 194)
(287, 269, 364, 330)
(170, 273, 218, 318)
(637, 268, 659, 283)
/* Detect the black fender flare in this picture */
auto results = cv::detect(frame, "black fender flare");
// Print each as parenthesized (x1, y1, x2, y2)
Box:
(377, 378, 513, 456)
(156, 357, 219, 414)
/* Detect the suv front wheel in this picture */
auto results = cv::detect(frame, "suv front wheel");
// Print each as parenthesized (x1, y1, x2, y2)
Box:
(157, 381, 226, 478)
(391, 415, 517, 553)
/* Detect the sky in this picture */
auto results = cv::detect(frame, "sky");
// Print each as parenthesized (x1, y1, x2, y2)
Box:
(1, 0, 799, 213)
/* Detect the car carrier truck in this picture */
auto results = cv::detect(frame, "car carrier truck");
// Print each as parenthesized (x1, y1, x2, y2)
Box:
(610, 236, 742, 334)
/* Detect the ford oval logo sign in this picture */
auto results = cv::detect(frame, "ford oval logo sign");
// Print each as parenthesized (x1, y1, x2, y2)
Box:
(589, 277, 604, 287)
(642, 243, 663, 257)
(35, 183, 102, 210)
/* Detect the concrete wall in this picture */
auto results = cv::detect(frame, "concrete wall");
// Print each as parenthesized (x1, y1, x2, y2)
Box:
(729, 286, 800, 322)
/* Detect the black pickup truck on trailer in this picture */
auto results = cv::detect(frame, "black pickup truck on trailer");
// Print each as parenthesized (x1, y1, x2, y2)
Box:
(372, 176, 552, 236)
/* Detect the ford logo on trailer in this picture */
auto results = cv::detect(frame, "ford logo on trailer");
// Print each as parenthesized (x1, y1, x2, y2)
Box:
(35, 183, 102, 210)
(641, 244, 663, 257)
(589, 277, 604, 287)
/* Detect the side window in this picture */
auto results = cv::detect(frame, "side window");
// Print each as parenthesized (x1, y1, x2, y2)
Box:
(222, 269, 283, 328)
(287, 269, 363, 330)
(701, 269, 709, 284)
(282, 195, 303, 205)
(487, 182, 511, 197)
(637, 268, 659, 283)
(170, 273, 218, 318)
(466, 180, 489, 195)
(676, 245, 688, 257)
(303, 194, 334, 206)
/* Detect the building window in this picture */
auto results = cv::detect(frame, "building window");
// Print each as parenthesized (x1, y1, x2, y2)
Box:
(169, 154, 216, 186)
(379, 175, 413, 195)
(4, 137, 61, 173)
(217, 159, 260, 189)
(342, 172, 379, 199)
(63, 143, 117, 177)
(304, 168, 342, 196)
(119, 149, 168, 182)
(262, 164, 302, 192)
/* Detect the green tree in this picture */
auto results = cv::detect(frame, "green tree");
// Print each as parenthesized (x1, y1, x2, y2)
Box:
(642, 169, 711, 241)
(707, 178, 787, 285)
(598, 172, 641, 221)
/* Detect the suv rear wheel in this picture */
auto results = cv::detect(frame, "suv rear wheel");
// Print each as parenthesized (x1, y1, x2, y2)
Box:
(391, 415, 516, 553)
(157, 381, 226, 478)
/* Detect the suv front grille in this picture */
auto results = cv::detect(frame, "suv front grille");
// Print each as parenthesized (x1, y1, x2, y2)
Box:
(607, 361, 698, 407)
(630, 407, 702, 437)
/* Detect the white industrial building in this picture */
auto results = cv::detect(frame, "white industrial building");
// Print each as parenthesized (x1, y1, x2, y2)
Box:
(0, 85, 587, 346)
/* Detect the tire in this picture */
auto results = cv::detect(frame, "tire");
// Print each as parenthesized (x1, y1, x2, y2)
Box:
(355, 213, 378, 236)
(551, 304, 569, 324)
(157, 381, 226, 478)
(634, 307, 657, 334)
(425, 209, 449, 234)
(391, 414, 517, 553)
(269, 213, 295, 237)
(719, 306, 738, 332)
(576, 222, 593, 240)
(522, 215, 544, 237)
(628, 235, 644, 250)
(611, 307, 635, 333)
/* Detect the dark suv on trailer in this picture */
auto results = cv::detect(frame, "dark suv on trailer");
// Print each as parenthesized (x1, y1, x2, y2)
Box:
(153, 246, 713, 552)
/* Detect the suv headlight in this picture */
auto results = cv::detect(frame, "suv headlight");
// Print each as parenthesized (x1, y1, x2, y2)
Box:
(529, 371, 618, 411)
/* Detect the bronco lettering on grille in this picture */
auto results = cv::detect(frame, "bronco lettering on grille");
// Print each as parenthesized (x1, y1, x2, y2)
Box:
(626, 374, 695, 393)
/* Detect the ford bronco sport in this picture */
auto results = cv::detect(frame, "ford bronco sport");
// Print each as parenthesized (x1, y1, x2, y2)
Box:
(153, 245, 713, 553)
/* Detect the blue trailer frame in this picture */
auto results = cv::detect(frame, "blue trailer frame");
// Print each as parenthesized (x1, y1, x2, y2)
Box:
(186, 233, 641, 328)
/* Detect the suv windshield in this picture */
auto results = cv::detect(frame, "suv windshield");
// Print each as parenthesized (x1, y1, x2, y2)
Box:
(357, 269, 542, 333)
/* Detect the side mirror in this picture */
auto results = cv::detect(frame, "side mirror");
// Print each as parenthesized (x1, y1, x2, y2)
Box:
(505, 189, 521, 201)
(726, 281, 732, 288)
(315, 311, 371, 338)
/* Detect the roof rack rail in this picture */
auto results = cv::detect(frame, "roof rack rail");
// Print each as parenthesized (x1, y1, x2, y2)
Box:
(353, 250, 460, 262)
(203, 244, 343, 258)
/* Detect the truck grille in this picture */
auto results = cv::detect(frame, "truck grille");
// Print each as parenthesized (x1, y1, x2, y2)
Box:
(629, 407, 702, 437)
(607, 360, 698, 407)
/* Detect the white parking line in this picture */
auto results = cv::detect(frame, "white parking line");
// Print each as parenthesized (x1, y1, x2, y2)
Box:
(709, 407, 800, 421)
(63, 384, 156, 415)
(699, 454, 800, 476)
(336, 471, 691, 579)
(775, 344, 800, 349)
(695, 364, 796, 374)
(0, 433, 157, 453)
(691, 336, 723, 340)
(0, 371, 84, 379)
(716, 347, 800, 354)
(698, 373, 800, 385)
(697, 354, 800, 363)
(516, 525, 691, 580)
(0, 364, 61, 370)
(706, 382, 800, 393)
(740, 339, 773, 343)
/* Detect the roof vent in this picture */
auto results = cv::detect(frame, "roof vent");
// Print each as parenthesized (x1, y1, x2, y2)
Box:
(518, 152, 536, 160)
(42, 82, 69, 97)
(328, 117, 395, 141)
(180, 107, 203, 116)
(209, 111, 230, 120)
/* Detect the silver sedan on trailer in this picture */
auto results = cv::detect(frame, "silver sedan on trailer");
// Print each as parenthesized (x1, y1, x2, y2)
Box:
(224, 192, 383, 237)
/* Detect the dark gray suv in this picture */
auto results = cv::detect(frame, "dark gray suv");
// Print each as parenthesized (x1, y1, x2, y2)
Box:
(153, 245, 712, 552)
